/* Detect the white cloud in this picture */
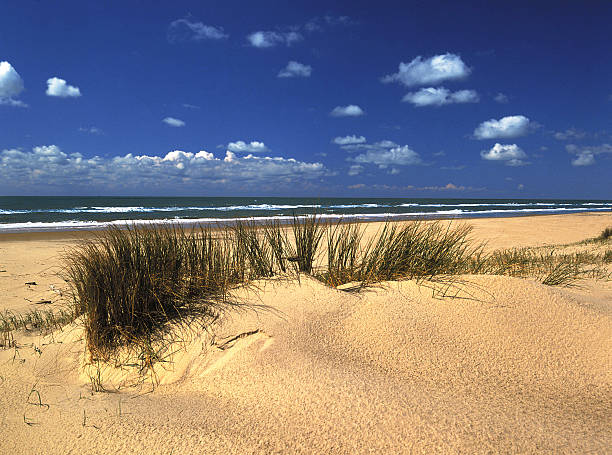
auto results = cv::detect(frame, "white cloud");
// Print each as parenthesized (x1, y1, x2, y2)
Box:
(227, 140, 270, 153)
(382, 53, 470, 87)
(0, 97, 27, 107)
(79, 126, 102, 135)
(480, 143, 528, 166)
(330, 105, 364, 117)
(167, 18, 228, 41)
(474, 115, 531, 139)
(0, 145, 327, 191)
(554, 128, 586, 140)
(450, 90, 479, 103)
(494, 93, 509, 103)
(278, 61, 312, 78)
(0, 61, 26, 107)
(46, 77, 81, 98)
(402, 87, 479, 106)
(571, 152, 595, 166)
(353, 145, 421, 168)
(332, 135, 366, 145)
(305, 15, 356, 31)
(347, 182, 483, 192)
(336, 139, 397, 153)
(348, 164, 364, 176)
(440, 164, 467, 171)
(162, 117, 185, 127)
(566, 143, 612, 166)
(247, 31, 302, 48)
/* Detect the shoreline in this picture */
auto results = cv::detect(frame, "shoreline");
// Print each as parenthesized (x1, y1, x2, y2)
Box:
(0, 210, 612, 243)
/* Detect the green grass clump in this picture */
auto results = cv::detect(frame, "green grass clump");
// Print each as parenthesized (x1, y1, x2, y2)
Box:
(57, 216, 610, 361)
(597, 227, 612, 241)
(466, 247, 609, 287)
(322, 222, 364, 287)
(64, 225, 239, 359)
(0, 308, 76, 335)
(318, 220, 479, 288)
(292, 214, 325, 274)
(360, 222, 478, 284)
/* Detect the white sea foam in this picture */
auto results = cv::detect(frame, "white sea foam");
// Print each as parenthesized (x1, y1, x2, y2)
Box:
(0, 206, 609, 232)
(2, 201, 612, 217)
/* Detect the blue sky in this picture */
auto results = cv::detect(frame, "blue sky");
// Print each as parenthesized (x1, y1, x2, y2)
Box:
(1, 0, 610, 198)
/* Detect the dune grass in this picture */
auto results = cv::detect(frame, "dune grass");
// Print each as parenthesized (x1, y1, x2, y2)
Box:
(7, 216, 601, 361)
(64, 225, 242, 360)
(597, 226, 612, 241)
(0, 307, 76, 336)
(465, 247, 610, 286)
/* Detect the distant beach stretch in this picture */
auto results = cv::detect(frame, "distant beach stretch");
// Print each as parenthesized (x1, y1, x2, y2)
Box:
(1, 196, 611, 232)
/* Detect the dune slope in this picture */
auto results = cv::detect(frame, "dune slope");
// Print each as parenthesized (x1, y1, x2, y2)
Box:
(1, 273, 611, 454)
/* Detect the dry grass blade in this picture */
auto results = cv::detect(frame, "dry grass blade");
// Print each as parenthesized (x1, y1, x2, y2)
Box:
(292, 214, 325, 274)
(64, 224, 245, 360)
(322, 221, 364, 287)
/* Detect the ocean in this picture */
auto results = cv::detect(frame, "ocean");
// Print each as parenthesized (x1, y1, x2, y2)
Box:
(0, 196, 610, 232)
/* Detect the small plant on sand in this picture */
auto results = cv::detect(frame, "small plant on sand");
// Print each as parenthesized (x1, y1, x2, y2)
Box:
(466, 246, 610, 287)
(0, 308, 76, 337)
(321, 222, 364, 287)
(64, 225, 242, 360)
(292, 214, 325, 274)
(597, 227, 612, 241)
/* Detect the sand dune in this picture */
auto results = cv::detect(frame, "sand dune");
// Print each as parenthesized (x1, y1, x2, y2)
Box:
(1, 213, 611, 454)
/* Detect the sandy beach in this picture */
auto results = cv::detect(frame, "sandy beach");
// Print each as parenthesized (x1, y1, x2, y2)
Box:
(1, 213, 611, 454)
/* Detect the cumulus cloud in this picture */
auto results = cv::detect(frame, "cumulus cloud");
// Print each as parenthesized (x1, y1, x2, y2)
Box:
(494, 93, 509, 103)
(162, 117, 185, 127)
(571, 152, 595, 166)
(167, 18, 228, 42)
(480, 143, 528, 166)
(227, 140, 270, 153)
(332, 135, 366, 145)
(0, 61, 26, 107)
(337, 138, 421, 168)
(474, 115, 531, 139)
(382, 53, 470, 87)
(278, 61, 312, 78)
(330, 105, 364, 117)
(247, 31, 302, 48)
(566, 143, 612, 166)
(402, 87, 479, 106)
(46, 77, 81, 98)
(353, 145, 421, 168)
(0, 145, 327, 192)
